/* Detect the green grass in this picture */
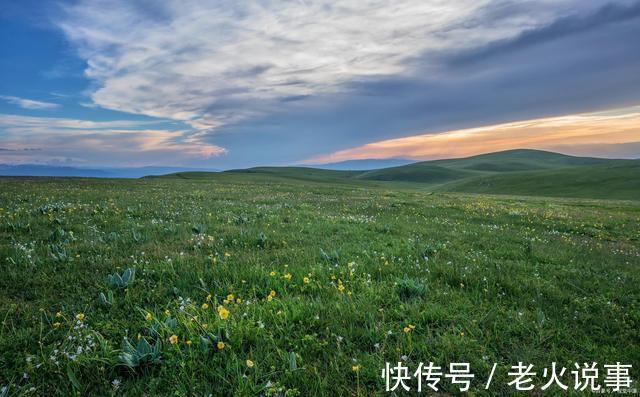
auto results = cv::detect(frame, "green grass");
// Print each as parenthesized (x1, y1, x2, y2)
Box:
(441, 162, 640, 200)
(227, 167, 362, 180)
(429, 149, 613, 171)
(1, 174, 639, 396)
(223, 149, 639, 200)
(355, 163, 475, 184)
(354, 148, 610, 182)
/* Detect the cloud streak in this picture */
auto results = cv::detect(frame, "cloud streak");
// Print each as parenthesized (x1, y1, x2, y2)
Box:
(0, 114, 225, 166)
(308, 106, 640, 163)
(0, 95, 60, 110)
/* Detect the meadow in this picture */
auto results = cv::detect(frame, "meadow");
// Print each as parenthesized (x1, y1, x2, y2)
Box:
(1, 173, 639, 396)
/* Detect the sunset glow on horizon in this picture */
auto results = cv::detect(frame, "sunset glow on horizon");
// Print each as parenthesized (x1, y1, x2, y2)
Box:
(309, 106, 640, 164)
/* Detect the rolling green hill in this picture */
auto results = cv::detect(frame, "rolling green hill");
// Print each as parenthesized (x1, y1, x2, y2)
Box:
(354, 149, 615, 181)
(227, 166, 361, 180)
(351, 149, 638, 200)
(354, 163, 475, 183)
(439, 162, 640, 200)
(429, 149, 611, 171)
(166, 149, 638, 200)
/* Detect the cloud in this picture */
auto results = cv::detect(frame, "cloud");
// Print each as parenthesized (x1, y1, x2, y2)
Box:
(0, 95, 60, 110)
(198, 1, 640, 167)
(47, 0, 640, 168)
(307, 106, 640, 163)
(0, 147, 41, 152)
(0, 114, 158, 131)
(56, 0, 613, 131)
(0, 114, 226, 166)
(450, 0, 640, 66)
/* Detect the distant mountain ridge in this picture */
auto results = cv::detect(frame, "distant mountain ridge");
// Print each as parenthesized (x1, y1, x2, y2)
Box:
(0, 164, 219, 178)
(308, 158, 415, 170)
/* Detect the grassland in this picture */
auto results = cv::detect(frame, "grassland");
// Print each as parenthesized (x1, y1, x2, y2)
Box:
(1, 169, 639, 395)
(440, 162, 640, 200)
(228, 149, 640, 200)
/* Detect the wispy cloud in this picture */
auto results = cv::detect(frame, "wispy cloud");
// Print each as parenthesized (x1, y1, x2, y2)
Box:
(0, 114, 164, 132)
(0, 114, 226, 166)
(0, 95, 60, 110)
(308, 106, 640, 163)
(56, 0, 615, 132)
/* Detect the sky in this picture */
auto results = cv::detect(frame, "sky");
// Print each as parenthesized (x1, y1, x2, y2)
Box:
(1, 0, 639, 169)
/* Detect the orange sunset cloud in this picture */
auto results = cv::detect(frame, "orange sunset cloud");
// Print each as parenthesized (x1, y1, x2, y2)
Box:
(309, 106, 640, 164)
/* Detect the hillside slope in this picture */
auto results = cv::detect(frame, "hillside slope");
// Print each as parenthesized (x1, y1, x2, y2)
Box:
(439, 162, 640, 200)
(355, 163, 476, 183)
(170, 149, 638, 200)
(309, 158, 415, 170)
(226, 167, 362, 182)
(430, 149, 611, 172)
(355, 149, 613, 182)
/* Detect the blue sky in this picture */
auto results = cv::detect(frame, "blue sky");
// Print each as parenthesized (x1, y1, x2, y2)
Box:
(1, 0, 639, 168)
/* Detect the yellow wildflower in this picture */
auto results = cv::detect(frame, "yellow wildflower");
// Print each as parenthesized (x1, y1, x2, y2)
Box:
(246, 359, 254, 368)
(269, 271, 277, 277)
(283, 273, 292, 281)
(169, 334, 178, 344)
(201, 303, 209, 310)
(217, 306, 230, 320)
(165, 309, 171, 316)
(303, 277, 310, 284)
(217, 341, 225, 350)
(145, 312, 153, 321)
(55, 311, 63, 318)
(186, 340, 192, 346)
(75, 313, 85, 322)
(53, 322, 61, 329)
(352, 365, 361, 372)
